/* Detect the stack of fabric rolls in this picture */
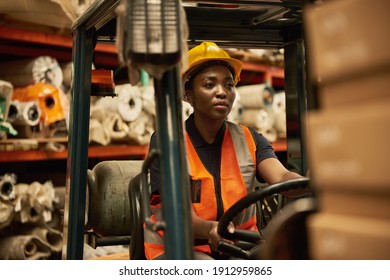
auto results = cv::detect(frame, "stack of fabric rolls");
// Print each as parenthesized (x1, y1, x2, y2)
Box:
(235, 83, 286, 142)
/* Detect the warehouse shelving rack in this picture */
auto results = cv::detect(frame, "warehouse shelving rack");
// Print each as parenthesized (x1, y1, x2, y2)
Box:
(66, 0, 310, 259)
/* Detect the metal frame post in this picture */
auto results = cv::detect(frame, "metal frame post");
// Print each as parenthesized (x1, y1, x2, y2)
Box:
(153, 66, 194, 259)
(63, 0, 121, 260)
(284, 40, 308, 175)
(63, 26, 94, 260)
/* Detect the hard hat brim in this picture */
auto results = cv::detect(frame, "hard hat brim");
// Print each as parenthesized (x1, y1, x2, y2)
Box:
(182, 57, 243, 85)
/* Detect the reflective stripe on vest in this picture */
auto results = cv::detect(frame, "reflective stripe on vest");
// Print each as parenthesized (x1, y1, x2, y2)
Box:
(144, 122, 257, 259)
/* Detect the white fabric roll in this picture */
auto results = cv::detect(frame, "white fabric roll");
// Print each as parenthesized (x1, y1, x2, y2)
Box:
(272, 91, 286, 114)
(60, 62, 73, 88)
(0, 56, 63, 88)
(10, 101, 41, 126)
(241, 108, 274, 131)
(0, 0, 97, 29)
(260, 127, 278, 143)
(89, 119, 110, 146)
(20, 226, 63, 254)
(0, 0, 73, 28)
(128, 112, 153, 145)
(60, 62, 95, 90)
(182, 100, 193, 121)
(6, 101, 20, 124)
(0, 235, 52, 260)
(14, 181, 58, 225)
(0, 173, 16, 202)
(95, 84, 143, 122)
(270, 92, 286, 136)
(0, 201, 14, 230)
(89, 107, 111, 145)
(0, 80, 13, 121)
(12, 122, 46, 139)
(117, 84, 143, 122)
(237, 83, 275, 109)
(274, 109, 286, 135)
(227, 89, 243, 124)
(103, 112, 130, 142)
(141, 85, 156, 116)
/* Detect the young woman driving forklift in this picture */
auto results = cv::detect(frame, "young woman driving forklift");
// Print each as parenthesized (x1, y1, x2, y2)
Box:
(145, 41, 306, 260)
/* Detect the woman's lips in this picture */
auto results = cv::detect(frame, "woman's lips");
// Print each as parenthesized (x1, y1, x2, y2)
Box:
(214, 102, 229, 109)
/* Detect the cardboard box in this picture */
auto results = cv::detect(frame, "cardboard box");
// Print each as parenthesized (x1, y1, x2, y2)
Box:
(305, 101, 390, 191)
(304, 0, 390, 84)
(319, 69, 390, 109)
(307, 213, 390, 259)
(318, 190, 390, 220)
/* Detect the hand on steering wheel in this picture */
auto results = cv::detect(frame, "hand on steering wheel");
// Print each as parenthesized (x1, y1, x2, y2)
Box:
(208, 222, 235, 252)
(217, 178, 311, 259)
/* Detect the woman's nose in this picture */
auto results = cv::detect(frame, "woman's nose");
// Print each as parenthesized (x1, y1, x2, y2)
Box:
(215, 85, 227, 98)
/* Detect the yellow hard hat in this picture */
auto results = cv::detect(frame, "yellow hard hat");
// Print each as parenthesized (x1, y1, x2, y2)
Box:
(182, 42, 243, 85)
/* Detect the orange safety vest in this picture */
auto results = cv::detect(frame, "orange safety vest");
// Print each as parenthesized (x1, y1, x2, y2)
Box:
(144, 122, 257, 259)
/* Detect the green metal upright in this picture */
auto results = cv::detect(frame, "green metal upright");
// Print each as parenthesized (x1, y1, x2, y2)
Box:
(284, 40, 308, 176)
(153, 67, 194, 259)
(64, 0, 121, 260)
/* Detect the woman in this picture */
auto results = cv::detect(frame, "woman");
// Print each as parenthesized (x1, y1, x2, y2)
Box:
(145, 42, 305, 260)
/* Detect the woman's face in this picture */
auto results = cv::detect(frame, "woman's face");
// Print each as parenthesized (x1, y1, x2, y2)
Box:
(187, 64, 236, 121)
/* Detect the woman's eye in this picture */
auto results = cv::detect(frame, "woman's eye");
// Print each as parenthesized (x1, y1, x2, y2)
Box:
(226, 82, 234, 89)
(204, 82, 214, 89)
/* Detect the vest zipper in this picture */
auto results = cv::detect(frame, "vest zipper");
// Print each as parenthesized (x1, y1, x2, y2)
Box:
(214, 176, 224, 220)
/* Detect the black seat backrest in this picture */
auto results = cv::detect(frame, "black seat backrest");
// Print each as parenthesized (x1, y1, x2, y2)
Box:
(128, 173, 147, 260)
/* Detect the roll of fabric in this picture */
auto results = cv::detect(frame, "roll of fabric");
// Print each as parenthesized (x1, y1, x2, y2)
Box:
(0, 56, 63, 88)
(94, 84, 143, 122)
(103, 112, 130, 142)
(12, 83, 65, 125)
(8, 100, 41, 126)
(241, 108, 274, 132)
(237, 83, 275, 109)
(14, 181, 59, 225)
(6, 100, 21, 124)
(60, 62, 73, 89)
(182, 100, 193, 121)
(141, 85, 156, 117)
(128, 111, 154, 145)
(274, 109, 286, 136)
(60, 62, 95, 90)
(89, 107, 110, 145)
(0, 235, 52, 260)
(0, 0, 77, 29)
(0, 201, 14, 230)
(12, 122, 46, 139)
(116, 84, 143, 122)
(227, 88, 243, 124)
(272, 91, 286, 114)
(260, 127, 278, 143)
(0, 80, 17, 137)
(20, 226, 63, 254)
(271, 92, 286, 136)
(0, 80, 13, 121)
(0, 173, 16, 202)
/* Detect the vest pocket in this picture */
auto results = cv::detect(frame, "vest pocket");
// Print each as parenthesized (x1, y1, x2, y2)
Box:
(190, 179, 201, 203)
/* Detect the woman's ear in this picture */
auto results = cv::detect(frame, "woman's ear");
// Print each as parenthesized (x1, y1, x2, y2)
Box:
(185, 90, 193, 106)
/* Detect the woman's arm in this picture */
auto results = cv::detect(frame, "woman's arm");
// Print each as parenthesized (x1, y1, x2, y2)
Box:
(190, 205, 234, 251)
(257, 157, 309, 198)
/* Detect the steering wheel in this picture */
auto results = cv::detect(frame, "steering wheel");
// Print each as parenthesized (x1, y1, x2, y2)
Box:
(217, 177, 311, 259)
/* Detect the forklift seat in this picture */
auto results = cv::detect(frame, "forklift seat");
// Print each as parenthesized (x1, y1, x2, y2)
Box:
(85, 160, 143, 250)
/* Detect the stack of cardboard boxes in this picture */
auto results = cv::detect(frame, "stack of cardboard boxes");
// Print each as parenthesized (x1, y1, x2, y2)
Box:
(303, 0, 390, 259)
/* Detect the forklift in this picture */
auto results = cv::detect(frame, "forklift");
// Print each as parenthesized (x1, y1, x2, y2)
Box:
(63, 0, 315, 260)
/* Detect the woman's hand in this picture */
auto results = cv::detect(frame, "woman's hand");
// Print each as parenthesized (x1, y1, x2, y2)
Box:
(208, 222, 235, 252)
